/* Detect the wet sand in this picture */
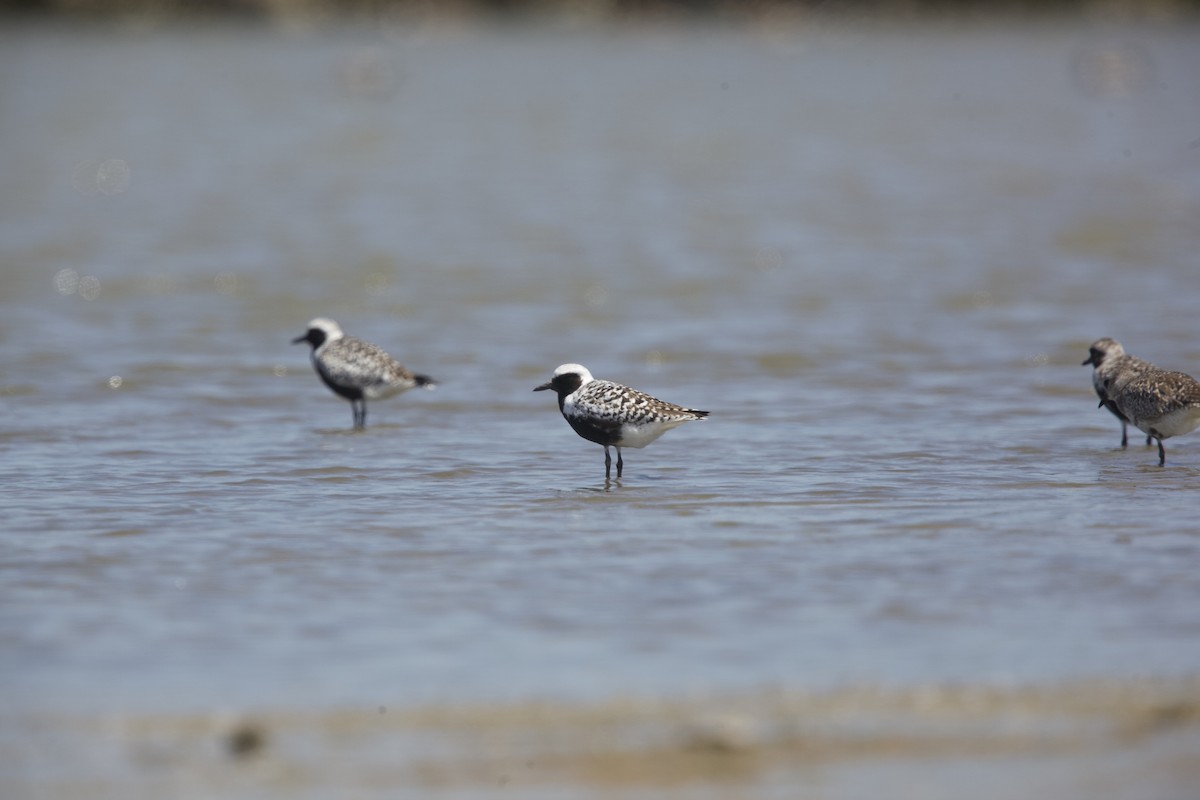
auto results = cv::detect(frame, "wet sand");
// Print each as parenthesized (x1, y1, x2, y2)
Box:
(8, 679, 1200, 798)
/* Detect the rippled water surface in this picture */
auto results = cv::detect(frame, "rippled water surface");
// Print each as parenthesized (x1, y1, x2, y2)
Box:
(2, 18, 1199, 797)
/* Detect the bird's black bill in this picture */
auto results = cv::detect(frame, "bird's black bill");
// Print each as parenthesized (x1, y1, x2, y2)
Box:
(533, 381, 552, 392)
(291, 335, 307, 344)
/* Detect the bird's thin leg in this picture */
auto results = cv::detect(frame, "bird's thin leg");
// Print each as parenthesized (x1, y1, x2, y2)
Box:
(1145, 434, 1153, 447)
(604, 446, 612, 480)
(360, 401, 367, 429)
(616, 447, 623, 479)
(1120, 422, 1128, 448)
(1157, 437, 1166, 467)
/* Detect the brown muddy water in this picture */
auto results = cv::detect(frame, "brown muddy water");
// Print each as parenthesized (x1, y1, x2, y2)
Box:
(2, 17, 1199, 798)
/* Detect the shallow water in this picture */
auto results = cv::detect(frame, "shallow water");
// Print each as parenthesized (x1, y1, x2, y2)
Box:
(2, 17, 1200, 797)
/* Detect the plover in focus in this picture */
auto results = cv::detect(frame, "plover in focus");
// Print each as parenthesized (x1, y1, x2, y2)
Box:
(534, 363, 708, 480)
(1081, 337, 1153, 447)
(1107, 362, 1200, 466)
(293, 318, 435, 429)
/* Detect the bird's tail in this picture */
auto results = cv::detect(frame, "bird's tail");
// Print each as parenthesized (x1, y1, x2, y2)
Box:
(414, 374, 437, 390)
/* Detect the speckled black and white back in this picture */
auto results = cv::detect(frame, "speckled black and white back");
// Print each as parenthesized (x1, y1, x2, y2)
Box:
(536, 363, 708, 452)
(564, 368, 708, 448)
(1114, 368, 1200, 441)
(1093, 345, 1200, 465)
(293, 317, 435, 428)
(307, 320, 428, 401)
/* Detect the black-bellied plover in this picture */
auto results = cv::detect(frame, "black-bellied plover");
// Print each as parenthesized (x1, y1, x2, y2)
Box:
(1082, 337, 1152, 447)
(534, 363, 708, 480)
(293, 318, 435, 429)
(1107, 362, 1200, 466)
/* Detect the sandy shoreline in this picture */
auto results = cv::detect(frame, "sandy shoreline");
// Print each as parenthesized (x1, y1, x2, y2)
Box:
(7, 677, 1199, 798)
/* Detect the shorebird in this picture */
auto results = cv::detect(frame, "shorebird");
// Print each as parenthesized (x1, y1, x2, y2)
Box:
(1108, 363, 1200, 466)
(1082, 337, 1152, 447)
(534, 363, 708, 480)
(293, 318, 435, 429)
